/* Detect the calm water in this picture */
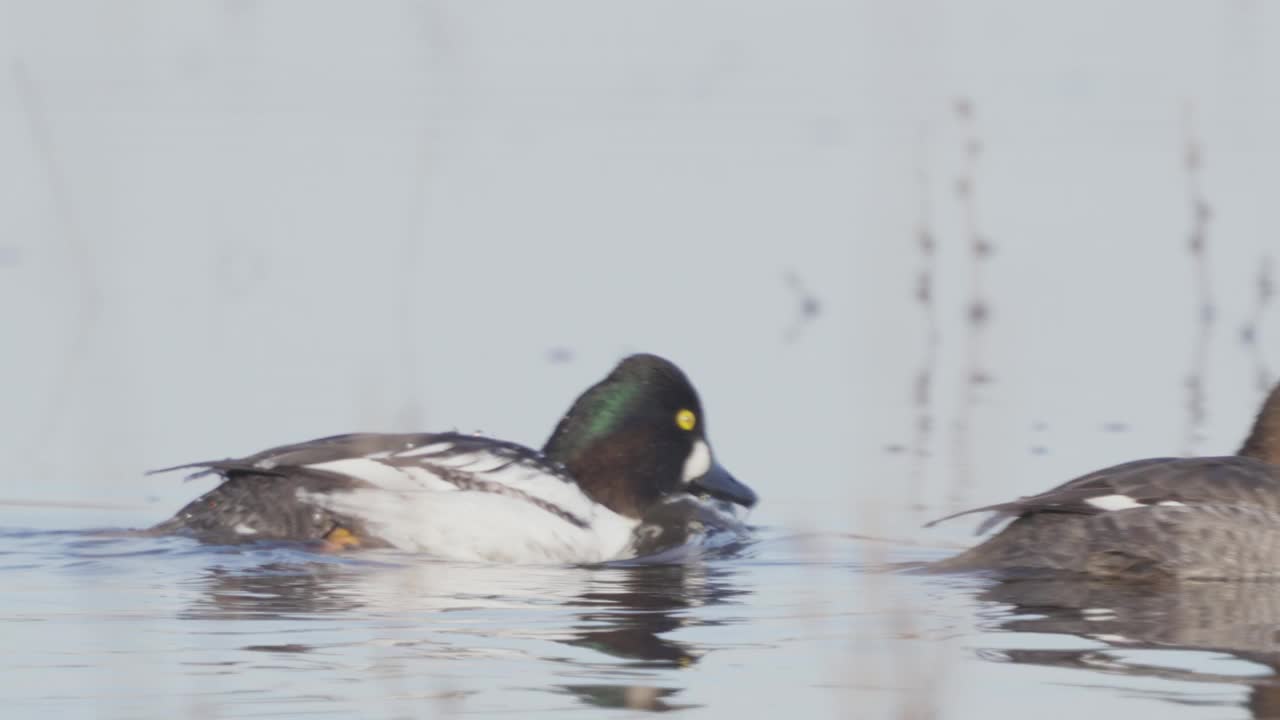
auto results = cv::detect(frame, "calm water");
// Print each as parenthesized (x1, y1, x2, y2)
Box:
(6, 522, 1280, 719)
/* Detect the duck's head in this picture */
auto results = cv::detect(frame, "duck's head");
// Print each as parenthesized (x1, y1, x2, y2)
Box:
(1239, 380, 1280, 466)
(542, 354, 757, 519)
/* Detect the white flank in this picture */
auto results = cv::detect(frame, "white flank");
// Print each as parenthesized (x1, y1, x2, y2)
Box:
(1157, 500, 1186, 507)
(681, 440, 712, 483)
(293, 444, 648, 563)
(1085, 494, 1144, 511)
(233, 523, 257, 535)
(299, 485, 638, 563)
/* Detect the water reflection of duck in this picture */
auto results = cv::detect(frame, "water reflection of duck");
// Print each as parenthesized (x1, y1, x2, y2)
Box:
(931, 382, 1280, 579)
(566, 563, 747, 666)
(180, 553, 747, 712)
(974, 578, 1280, 717)
(180, 560, 368, 620)
(556, 563, 747, 711)
(149, 355, 756, 563)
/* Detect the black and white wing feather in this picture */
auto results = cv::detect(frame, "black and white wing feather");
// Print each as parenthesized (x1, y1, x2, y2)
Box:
(152, 433, 566, 480)
(151, 432, 597, 528)
(928, 456, 1280, 534)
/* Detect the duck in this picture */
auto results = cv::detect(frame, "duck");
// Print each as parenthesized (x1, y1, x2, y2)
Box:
(929, 380, 1280, 580)
(148, 354, 757, 564)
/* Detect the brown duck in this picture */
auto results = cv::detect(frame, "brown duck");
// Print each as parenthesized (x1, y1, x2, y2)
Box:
(930, 382, 1280, 580)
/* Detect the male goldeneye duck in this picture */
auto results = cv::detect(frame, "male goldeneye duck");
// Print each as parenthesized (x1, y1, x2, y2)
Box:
(148, 354, 757, 564)
(929, 380, 1280, 580)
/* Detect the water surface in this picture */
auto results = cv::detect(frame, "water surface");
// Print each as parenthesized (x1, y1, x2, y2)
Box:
(7, 523, 1280, 719)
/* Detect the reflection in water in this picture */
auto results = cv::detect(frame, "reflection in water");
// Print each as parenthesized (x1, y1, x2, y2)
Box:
(178, 550, 747, 713)
(181, 562, 368, 620)
(555, 563, 746, 711)
(558, 684, 692, 712)
(568, 563, 747, 667)
(975, 578, 1280, 717)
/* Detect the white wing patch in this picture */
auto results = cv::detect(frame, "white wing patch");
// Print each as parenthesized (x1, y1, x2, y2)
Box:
(1085, 494, 1144, 511)
(681, 440, 711, 484)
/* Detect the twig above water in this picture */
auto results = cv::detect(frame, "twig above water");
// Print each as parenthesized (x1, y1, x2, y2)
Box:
(948, 97, 995, 508)
(782, 270, 821, 343)
(11, 59, 101, 463)
(1181, 106, 1215, 456)
(1242, 254, 1275, 393)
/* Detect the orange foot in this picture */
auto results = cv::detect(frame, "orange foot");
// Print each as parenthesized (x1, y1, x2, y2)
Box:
(322, 526, 361, 552)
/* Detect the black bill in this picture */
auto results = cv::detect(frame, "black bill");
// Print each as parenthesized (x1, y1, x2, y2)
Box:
(689, 462, 758, 508)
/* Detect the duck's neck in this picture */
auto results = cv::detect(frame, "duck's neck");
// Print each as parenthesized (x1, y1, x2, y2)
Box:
(1238, 382, 1280, 464)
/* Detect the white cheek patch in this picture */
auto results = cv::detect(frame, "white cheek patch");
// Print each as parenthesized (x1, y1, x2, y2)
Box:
(681, 440, 712, 484)
(1085, 494, 1144, 511)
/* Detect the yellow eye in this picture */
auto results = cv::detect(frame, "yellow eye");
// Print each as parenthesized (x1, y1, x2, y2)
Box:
(675, 409, 697, 431)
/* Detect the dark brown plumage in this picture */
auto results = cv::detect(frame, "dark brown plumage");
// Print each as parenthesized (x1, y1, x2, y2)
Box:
(932, 381, 1280, 579)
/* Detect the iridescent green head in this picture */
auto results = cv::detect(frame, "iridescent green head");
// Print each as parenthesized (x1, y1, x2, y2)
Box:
(542, 354, 756, 518)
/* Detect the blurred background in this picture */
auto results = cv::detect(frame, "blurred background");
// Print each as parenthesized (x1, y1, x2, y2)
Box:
(4, 2, 1280, 718)
(3, 1, 1276, 539)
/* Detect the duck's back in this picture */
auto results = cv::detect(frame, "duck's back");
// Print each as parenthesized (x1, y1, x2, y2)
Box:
(932, 456, 1280, 579)
(150, 470, 384, 546)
